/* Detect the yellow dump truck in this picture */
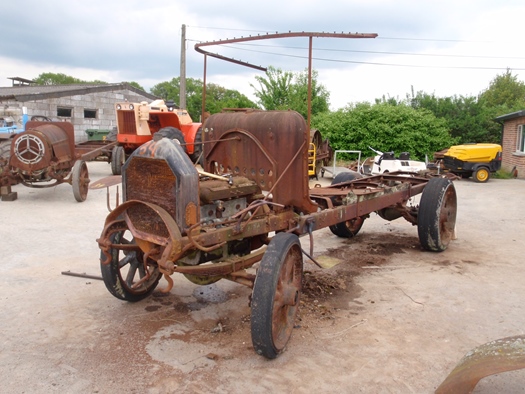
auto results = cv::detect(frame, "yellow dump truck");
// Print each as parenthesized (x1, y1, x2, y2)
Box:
(443, 143, 502, 183)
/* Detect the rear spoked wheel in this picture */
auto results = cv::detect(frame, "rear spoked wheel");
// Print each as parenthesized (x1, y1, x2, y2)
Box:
(251, 233, 303, 359)
(100, 229, 162, 302)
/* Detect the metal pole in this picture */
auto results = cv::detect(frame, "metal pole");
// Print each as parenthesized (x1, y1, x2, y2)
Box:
(202, 54, 207, 122)
(180, 24, 187, 109)
(307, 36, 313, 131)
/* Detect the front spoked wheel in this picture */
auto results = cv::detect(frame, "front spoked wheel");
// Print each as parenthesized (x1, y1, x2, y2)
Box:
(251, 233, 303, 359)
(100, 230, 162, 302)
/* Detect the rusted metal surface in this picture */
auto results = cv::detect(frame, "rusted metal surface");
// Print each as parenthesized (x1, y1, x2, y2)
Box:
(195, 31, 377, 128)
(10, 122, 75, 173)
(98, 133, 434, 283)
(194, 31, 378, 72)
(0, 120, 113, 201)
(203, 110, 318, 214)
(435, 335, 525, 394)
(75, 140, 118, 162)
(96, 107, 458, 358)
(123, 138, 200, 234)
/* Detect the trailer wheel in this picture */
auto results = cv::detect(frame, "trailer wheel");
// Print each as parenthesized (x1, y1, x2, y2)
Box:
(417, 177, 457, 252)
(190, 127, 204, 166)
(251, 233, 303, 359)
(111, 146, 125, 175)
(100, 229, 162, 302)
(329, 171, 365, 238)
(72, 160, 89, 202)
(0, 140, 11, 161)
(155, 127, 187, 153)
(473, 167, 490, 183)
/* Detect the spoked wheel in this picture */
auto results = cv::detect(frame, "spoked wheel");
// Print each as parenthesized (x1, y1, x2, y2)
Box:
(100, 229, 162, 302)
(417, 177, 457, 252)
(251, 233, 303, 359)
(329, 171, 366, 238)
(111, 145, 125, 175)
(72, 160, 89, 202)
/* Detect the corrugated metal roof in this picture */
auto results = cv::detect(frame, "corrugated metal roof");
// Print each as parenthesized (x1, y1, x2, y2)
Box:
(0, 82, 158, 101)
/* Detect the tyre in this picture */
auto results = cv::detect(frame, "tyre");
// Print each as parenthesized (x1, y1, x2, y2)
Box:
(100, 229, 162, 302)
(417, 177, 457, 252)
(0, 140, 11, 161)
(190, 127, 203, 165)
(332, 171, 363, 185)
(473, 167, 490, 183)
(72, 160, 89, 202)
(111, 145, 125, 175)
(105, 127, 118, 142)
(154, 127, 187, 153)
(251, 233, 303, 359)
(329, 171, 366, 238)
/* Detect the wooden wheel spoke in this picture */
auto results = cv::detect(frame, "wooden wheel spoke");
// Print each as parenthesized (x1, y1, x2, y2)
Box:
(100, 229, 163, 301)
(251, 233, 303, 359)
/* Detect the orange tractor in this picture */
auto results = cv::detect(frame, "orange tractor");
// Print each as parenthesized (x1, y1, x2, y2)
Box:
(111, 99, 202, 174)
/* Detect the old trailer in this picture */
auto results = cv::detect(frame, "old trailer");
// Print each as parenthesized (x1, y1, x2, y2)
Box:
(96, 109, 457, 359)
(0, 121, 117, 202)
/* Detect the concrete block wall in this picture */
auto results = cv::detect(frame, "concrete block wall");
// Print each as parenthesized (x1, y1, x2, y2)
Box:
(4, 89, 154, 143)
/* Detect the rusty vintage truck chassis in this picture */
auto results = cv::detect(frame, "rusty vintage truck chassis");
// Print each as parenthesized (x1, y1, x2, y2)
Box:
(97, 109, 457, 359)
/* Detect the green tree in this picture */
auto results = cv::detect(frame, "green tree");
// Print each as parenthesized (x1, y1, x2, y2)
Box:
(408, 91, 498, 143)
(34, 72, 86, 85)
(127, 81, 145, 91)
(251, 66, 330, 119)
(312, 102, 457, 160)
(150, 77, 257, 121)
(251, 66, 294, 110)
(479, 69, 525, 108)
(33, 72, 108, 85)
(289, 69, 330, 118)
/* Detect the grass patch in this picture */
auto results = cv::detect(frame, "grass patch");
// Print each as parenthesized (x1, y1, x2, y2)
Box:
(493, 169, 515, 179)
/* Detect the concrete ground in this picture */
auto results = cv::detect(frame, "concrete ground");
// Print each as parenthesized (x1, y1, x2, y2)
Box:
(1, 161, 524, 393)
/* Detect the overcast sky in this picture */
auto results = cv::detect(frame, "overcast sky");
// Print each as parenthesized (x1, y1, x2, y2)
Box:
(2, 0, 525, 110)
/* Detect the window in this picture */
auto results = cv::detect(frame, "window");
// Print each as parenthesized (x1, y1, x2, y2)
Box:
(57, 107, 72, 117)
(84, 109, 97, 119)
(517, 125, 525, 153)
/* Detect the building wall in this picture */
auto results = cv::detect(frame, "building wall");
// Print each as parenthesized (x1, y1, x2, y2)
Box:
(501, 116, 525, 179)
(3, 89, 153, 142)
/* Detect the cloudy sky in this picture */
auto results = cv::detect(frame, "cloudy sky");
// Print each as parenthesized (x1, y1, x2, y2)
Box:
(2, 0, 525, 110)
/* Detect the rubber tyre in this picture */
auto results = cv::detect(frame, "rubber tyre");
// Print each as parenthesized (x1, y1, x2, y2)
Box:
(473, 167, 490, 183)
(155, 127, 187, 153)
(111, 146, 125, 175)
(72, 160, 89, 202)
(251, 233, 303, 359)
(106, 128, 117, 142)
(0, 140, 11, 161)
(331, 170, 363, 185)
(190, 127, 203, 165)
(329, 171, 366, 238)
(417, 177, 457, 252)
(100, 230, 162, 302)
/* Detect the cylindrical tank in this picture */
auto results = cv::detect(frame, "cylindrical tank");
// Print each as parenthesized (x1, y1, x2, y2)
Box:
(10, 123, 75, 172)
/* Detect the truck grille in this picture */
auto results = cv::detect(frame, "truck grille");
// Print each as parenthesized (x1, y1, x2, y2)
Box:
(117, 110, 137, 135)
